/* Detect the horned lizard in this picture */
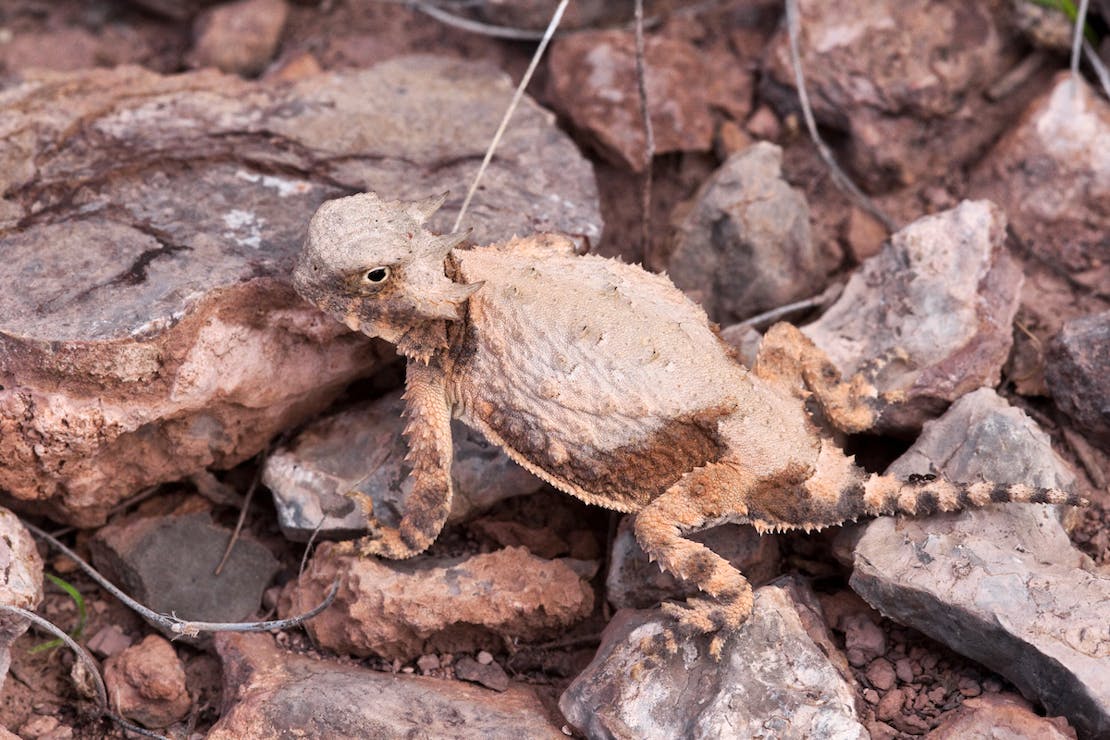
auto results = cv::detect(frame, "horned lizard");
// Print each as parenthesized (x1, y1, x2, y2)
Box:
(292, 192, 1084, 656)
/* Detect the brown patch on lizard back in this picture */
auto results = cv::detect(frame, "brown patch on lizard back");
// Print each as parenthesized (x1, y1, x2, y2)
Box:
(478, 404, 730, 512)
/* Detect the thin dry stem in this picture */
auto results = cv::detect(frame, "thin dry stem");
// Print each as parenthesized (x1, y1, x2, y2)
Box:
(634, 0, 655, 254)
(451, 0, 569, 233)
(784, 0, 897, 233)
(734, 282, 845, 331)
(1070, 0, 1091, 82)
(0, 605, 169, 739)
(23, 520, 338, 639)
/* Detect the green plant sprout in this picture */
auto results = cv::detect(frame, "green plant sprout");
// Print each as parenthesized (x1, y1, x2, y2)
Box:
(30, 574, 87, 654)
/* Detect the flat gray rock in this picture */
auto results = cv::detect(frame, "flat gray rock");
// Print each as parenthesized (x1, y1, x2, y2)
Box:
(89, 511, 280, 633)
(0, 57, 600, 526)
(849, 388, 1109, 739)
(560, 577, 867, 740)
(804, 201, 1022, 432)
(209, 632, 566, 739)
(263, 389, 543, 541)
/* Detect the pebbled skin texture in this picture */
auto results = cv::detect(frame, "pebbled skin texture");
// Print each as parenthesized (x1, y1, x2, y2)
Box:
(292, 192, 1085, 658)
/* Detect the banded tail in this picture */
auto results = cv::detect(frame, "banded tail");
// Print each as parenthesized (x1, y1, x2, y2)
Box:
(860, 474, 1088, 518)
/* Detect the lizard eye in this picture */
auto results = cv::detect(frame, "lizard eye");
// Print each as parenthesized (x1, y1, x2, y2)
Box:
(364, 266, 390, 284)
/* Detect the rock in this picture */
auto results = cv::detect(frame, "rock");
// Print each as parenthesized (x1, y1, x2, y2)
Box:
(850, 389, 1110, 739)
(547, 31, 716, 171)
(560, 577, 867, 739)
(865, 658, 896, 692)
(103, 635, 192, 729)
(763, 0, 1028, 190)
(661, 143, 828, 324)
(1045, 311, 1110, 450)
(844, 206, 887, 263)
(89, 511, 280, 630)
(0, 27, 156, 76)
(262, 389, 543, 541)
(0, 57, 601, 527)
(15, 716, 73, 740)
(719, 323, 763, 368)
(86, 624, 133, 660)
(971, 75, 1110, 283)
(605, 515, 779, 610)
(928, 693, 1076, 739)
(455, 655, 510, 692)
(190, 0, 289, 77)
(0, 507, 43, 692)
(279, 543, 594, 661)
(208, 632, 565, 738)
(843, 614, 886, 667)
(803, 201, 1023, 432)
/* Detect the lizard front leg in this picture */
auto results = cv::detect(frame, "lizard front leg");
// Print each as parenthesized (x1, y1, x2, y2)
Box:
(345, 357, 455, 559)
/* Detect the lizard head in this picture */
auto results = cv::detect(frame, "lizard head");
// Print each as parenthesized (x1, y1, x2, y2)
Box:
(293, 192, 480, 345)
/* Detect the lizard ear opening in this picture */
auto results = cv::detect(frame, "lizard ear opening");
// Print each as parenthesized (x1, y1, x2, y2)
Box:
(405, 193, 449, 225)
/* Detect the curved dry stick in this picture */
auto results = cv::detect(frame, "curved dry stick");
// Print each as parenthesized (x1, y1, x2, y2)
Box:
(0, 605, 169, 740)
(451, 0, 569, 233)
(633, 0, 655, 254)
(784, 0, 897, 233)
(23, 521, 339, 639)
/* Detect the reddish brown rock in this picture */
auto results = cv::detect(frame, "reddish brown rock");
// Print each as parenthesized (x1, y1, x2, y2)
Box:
(262, 389, 543, 541)
(971, 75, 1110, 283)
(104, 635, 191, 729)
(763, 0, 1032, 190)
(279, 544, 594, 661)
(547, 30, 717, 171)
(0, 58, 600, 526)
(189, 0, 289, 77)
(0, 507, 43, 692)
(209, 632, 565, 739)
(1045, 311, 1110, 450)
(804, 201, 1022, 432)
(928, 693, 1076, 739)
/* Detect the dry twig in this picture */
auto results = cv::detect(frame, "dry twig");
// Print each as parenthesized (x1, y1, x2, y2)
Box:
(0, 605, 170, 739)
(451, 0, 569, 233)
(784, 0, 897, 233)
(633, 0, 656, 254)
(23, 521, 338, 639)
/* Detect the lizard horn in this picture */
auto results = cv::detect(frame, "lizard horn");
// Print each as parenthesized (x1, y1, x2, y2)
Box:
(405, 192, 449, 224)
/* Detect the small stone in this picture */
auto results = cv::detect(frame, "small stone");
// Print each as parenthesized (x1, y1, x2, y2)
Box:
(1045, 311, 1110, 449)
(716, 120, 752, 157)
(455, 656, 510, 692)
(280, 544, 594, 661)
(805, 201, 1023, 432)
(891, 712, 931, 734)
(104, 635, 192, 729)
(86, 625, 133, 660)
(983, 677, 1003, 694)
(745, 105, 781, 141)
(547, 31, 717, 171)
(863, 689, 880, 705)
(190, 0, 289, 77)
(866, 658, 897, 691)
(958, 678, 983, 698)
(417, 654, 440, 675)
(895, 658, 915, 684)
(662, 143, 829, 325)
(844, 206, 888, 262)
(876, 688, 905, 722)
(476, 651, 494, 666)
(843, 615, 886, 667)
(208, 632, 564, 737)
(0, 507, 43, 692)
(17, 716, 72, 740)
(560, 577, 867, 739)
(90, 511, 279, 636)
(928, 686, 948, 704)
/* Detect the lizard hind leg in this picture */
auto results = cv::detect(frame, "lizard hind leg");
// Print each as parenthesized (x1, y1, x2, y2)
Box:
(632, 461, 757, 659)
